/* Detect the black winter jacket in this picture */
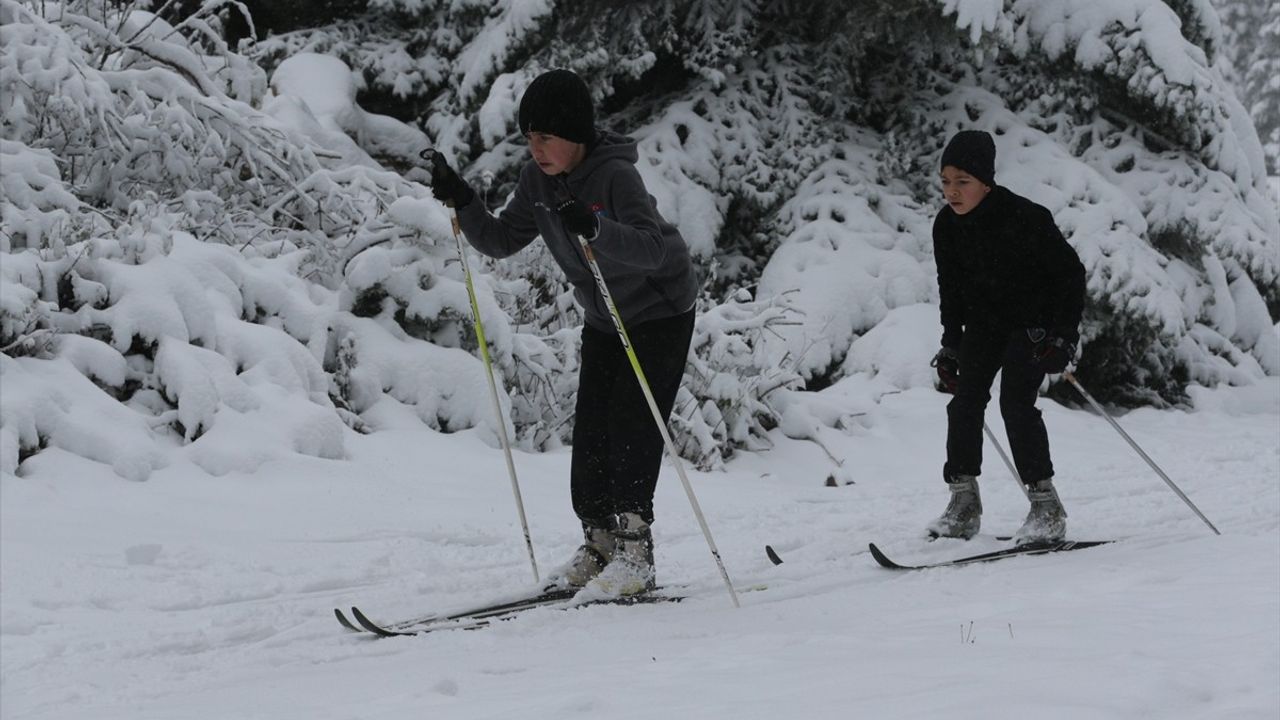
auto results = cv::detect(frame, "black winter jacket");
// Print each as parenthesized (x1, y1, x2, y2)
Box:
(933, 186, 1085, 349)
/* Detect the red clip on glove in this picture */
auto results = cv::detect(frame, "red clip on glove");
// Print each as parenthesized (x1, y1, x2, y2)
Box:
(1032, 335, 1075, 374)
(930, 347, 960, 394)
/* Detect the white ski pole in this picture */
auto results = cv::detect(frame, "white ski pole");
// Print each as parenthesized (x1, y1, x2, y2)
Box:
(571, 225, 739, 608)
(430, 153, 539, 582)
(1062, 371, 1220, 535)
(983, 421, 1028, 498)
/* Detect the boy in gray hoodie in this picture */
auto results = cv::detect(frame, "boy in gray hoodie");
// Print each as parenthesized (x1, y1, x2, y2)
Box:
(429, 69, 697, 596)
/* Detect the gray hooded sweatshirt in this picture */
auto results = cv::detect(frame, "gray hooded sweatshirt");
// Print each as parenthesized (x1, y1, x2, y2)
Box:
(455, 130, 698, 333)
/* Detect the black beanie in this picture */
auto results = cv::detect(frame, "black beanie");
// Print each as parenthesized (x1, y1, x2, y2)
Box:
(518, 69, 595, 145)
(940, 130, 996, 187)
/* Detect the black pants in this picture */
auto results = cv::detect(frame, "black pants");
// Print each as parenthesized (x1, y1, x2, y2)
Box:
(945, 326, 1053, 485)
(571, 309, 695, 526)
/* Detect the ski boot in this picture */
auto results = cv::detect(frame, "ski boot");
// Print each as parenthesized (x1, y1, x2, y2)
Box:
(1014, 478, 1067, 545)
(543, 520, 614, 590)
(926, 474, 982, 540)
(586, 512, 656, 598)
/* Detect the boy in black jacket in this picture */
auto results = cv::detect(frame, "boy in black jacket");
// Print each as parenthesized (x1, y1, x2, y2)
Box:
(928, 130, 1086, 545)
(428, 69, 697, 595)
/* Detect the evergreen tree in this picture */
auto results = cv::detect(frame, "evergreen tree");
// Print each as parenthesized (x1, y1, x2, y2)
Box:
(261, 0, 1275, 408)
(1218, 0, 1280, 175)
(4, 0, 1276, 475)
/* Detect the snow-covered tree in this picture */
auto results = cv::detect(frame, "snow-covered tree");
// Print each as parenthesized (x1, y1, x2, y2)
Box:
(1218, 0, 1280, 176)
(259, 0, 1275, 403)
(0, 0, 441, 477)
(4, 0, 1277, 479)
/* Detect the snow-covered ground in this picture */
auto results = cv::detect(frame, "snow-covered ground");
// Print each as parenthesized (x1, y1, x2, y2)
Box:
(3, 378, 1277, 720)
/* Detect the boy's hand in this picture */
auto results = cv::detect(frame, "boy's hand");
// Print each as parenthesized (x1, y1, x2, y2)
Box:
(424, 151, 474, 208)
(1032, 334, 1075, 374)
(930, 347, 960, 394)
(556, 198, 599, 240)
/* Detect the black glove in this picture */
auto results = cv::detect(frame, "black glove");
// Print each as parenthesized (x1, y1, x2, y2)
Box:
(425, 151, 474, 208)
(1031, 333, 1075, 374)
(556, 197, 599, 239)
(930, 347, 960, 394)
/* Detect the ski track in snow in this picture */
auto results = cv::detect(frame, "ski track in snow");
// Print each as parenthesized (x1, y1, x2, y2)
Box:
(2, 384, 1277, 719)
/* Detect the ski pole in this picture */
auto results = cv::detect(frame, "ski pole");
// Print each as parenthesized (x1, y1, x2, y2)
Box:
(983, 421, 1028, 498)
(430, 152, 539, 582)
(1062, 371, 1220, 535)
(571, 226, 740, 608)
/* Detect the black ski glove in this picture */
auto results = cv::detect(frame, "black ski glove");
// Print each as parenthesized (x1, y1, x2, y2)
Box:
(931, 347, 960, 394)
(425, 151, 475, 208)
(556, 198, 599, 240)
(1031, 333, 1075, 374)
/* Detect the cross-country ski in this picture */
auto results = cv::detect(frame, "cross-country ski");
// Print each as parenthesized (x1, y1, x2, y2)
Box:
(333, 586, 579, 634)
(346, 591, 684, 638)
(868, 540, 1113, 570)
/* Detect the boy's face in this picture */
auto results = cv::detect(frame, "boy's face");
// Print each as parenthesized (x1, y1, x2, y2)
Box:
(939, 166, 991, 215)
(526, 132, 586, 175)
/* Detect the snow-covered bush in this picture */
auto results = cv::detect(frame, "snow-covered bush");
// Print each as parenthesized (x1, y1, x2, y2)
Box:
(675, 289, 805, 470)
(4, 0, 1276, 480)
(0, 209, 351, 478)
(271, 0, 1275, 412)
(920, 0, 1279, 402)
(0, 2, 428, 477)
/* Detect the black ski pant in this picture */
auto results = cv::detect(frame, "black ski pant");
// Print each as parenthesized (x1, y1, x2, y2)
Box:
(571, 308, 695, 527)
(945, 325, 1054, 486)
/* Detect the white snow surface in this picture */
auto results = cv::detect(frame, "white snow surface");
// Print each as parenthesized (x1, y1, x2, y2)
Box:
(2, 8, 1279, 718)
(3, 372, 1277, 719)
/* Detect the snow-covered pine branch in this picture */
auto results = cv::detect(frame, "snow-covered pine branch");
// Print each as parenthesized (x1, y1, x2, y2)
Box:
(676, 288, 805, 470)
(0, 2, 442, 478)
(919, 0, 1278, 398)
(4, 0, 1276, 481)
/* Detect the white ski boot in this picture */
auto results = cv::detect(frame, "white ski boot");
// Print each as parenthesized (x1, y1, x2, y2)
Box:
(926, 474, 982, 540)
(544, 522, 614, 590)
(585, 512, 655, 598)
(1014, 478, 1067, 545)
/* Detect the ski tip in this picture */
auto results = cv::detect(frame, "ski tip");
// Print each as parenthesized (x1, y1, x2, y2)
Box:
(351, 606, 412, 638)
(334, 607, 362, 633)
(765, 545, 784, 565)
(868, 542, 902, 569)
(1059, 539, 1114, 550)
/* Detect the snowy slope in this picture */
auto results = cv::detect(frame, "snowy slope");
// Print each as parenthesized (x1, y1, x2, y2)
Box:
(3, 378, 1277, 720)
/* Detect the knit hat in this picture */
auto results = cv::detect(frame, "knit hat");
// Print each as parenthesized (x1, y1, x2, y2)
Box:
(940, 130, 996, 187)
(518, 69, 595, 145)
